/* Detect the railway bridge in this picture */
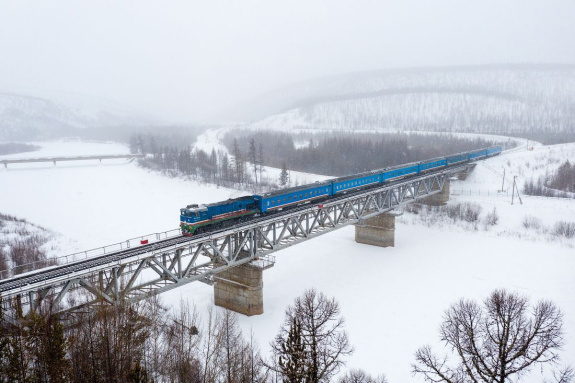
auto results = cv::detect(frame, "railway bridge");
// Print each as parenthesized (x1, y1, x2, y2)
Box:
(0, 164, 470, 322)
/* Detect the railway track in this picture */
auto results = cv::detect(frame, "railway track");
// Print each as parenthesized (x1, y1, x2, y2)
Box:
(0, 164, 467, 295)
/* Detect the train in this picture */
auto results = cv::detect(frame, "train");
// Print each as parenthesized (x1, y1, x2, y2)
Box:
(180, 146, 502, 235)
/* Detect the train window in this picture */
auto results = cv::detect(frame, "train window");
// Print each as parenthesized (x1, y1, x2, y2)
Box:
(299, 194, 303, 199)
(267, 202, 270, 206)
(283, 198, 287, 203)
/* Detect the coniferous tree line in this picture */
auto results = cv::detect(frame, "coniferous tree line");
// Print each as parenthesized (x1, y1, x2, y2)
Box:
(548, 161, 575, 193)
(0, 143, 41, 156)
(223, 130, 501, 177)
(130, 133, 276, 191)
(523, 160, 575, 198)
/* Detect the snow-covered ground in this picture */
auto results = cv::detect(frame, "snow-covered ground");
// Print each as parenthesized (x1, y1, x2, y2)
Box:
(0, 141, 239, 253)
(1, 140, 574, 382)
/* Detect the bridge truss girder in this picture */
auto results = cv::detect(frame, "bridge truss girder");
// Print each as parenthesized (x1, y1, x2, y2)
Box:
(1, 167, 459, 322)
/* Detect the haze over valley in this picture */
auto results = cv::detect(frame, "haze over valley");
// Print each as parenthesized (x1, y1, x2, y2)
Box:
(1, 2, 575, 382)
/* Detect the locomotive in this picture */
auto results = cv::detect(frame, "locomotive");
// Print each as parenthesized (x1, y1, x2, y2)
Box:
(180, 146, 502, 235)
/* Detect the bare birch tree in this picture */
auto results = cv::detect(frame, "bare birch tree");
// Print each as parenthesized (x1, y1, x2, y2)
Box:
(413, 289, 571, 383)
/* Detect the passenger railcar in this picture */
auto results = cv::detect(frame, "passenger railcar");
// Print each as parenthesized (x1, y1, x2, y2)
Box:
(179, 145, 503, 236)
(469, 149, 487, 161)
(382, 162, 419, 182)
(446, 152, 468, 165)
(332, 170, 381, 194)
(254, 181, 332, 213)
(486, 146, 502, 156)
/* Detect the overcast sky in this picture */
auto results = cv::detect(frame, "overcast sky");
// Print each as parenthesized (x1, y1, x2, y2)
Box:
(1, 0, 574, 123)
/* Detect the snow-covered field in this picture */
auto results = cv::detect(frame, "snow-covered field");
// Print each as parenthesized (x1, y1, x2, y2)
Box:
(0, 141, 240, 252)
(1, 139, 574, 382)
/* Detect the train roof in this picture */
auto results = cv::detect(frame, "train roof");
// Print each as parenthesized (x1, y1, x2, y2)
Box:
(182, 195, 255, 211)
(255, 180, 332, 198)
(419, 156, 446, 164)
(331, 169, 384, 183)
(385, 161, 420, 170)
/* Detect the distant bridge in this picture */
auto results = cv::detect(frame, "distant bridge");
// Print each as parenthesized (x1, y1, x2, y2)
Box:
(1, 154, 144, 168)
(0, 163, 472, 322)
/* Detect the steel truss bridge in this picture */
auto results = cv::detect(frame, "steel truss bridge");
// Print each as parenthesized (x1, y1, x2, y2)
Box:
(0, 165, 466, 322)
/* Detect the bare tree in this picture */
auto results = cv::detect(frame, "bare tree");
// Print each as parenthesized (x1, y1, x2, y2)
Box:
(337, 369, 388, 383)
(161, 299, 202, 383)
(270, 289, 354, 383)
(201, 306, 223, 383)
(413, 289, 571, 383)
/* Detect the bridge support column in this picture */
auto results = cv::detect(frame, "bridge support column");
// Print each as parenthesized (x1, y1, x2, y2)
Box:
(214, 264, 263, 316)
(355, 213, 395, 247)
(457, 163, 476, 180)
(422, 178, 450, 206)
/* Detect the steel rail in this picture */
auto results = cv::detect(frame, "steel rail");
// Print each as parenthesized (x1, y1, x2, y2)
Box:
(0, 163, 470, 320)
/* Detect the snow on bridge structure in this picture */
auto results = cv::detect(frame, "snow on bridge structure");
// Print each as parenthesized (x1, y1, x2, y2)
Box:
(0, 163, 468, 323)
(1, 153, 144, 168)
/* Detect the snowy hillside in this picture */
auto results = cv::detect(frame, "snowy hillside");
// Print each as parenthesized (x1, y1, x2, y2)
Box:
(0, 140, 574, 382)
(241, 64, 575, 136)
(0, 92, 156, 140)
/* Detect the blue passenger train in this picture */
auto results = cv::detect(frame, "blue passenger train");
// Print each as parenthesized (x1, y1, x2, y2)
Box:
(180, 146, 502, 235)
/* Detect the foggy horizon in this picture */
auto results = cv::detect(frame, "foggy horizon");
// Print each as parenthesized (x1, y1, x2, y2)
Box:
(1, 0, 574, 124)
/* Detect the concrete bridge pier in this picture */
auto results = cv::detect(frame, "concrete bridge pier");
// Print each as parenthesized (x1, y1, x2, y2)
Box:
(456, 164, 476, 180)
(422, 178, 450, 206)
(355, 213, 395, 247)
(214, 263, 263, 316)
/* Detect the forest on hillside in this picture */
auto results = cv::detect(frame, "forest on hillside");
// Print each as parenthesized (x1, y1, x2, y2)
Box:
(223, 130, 503, 176)
(246, 66, 575, 145)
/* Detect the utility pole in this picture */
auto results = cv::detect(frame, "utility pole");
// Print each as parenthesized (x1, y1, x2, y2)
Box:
(501, 168, 506, 191)
(511, 176, 523, 205)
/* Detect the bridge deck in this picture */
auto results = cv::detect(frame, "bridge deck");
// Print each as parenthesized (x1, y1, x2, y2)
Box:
(0, 164, 469, 321)
(1, 154, 144, 167)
